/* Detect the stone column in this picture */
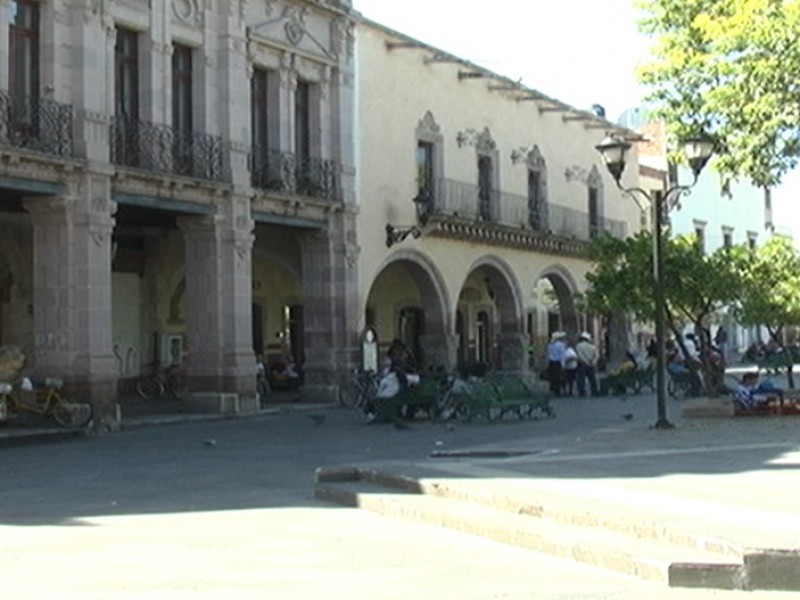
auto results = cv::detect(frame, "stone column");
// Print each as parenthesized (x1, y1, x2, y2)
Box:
(497, 331, 528, 373)
(178, 196, 255, 395)
(23, 174, 118, 426)
(300, 221, 358, 401)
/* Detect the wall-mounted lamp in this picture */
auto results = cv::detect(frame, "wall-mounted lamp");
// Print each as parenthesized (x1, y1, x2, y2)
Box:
(385, 194, 431, 248)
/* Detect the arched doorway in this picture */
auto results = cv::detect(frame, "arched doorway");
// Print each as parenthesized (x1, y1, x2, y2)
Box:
(458, 260, 524, 372)
(366, 254, 451, 372)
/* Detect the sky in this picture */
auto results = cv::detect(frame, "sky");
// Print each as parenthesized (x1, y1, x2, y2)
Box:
(352, 0, 799, 235)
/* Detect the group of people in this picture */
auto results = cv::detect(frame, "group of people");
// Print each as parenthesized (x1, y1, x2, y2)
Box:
(546, 331, 599, 397)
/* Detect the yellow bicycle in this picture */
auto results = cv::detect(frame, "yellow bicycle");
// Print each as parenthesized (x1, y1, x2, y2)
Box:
(0, 378, 93, 428)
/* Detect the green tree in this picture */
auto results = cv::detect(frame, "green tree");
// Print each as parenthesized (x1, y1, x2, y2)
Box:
(586, 232, 740, 392)
(730, 236, 800, 387)
(637, 0, 800, 187)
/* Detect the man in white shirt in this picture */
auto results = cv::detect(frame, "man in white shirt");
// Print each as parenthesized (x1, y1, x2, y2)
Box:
(575, 332, 599, 397)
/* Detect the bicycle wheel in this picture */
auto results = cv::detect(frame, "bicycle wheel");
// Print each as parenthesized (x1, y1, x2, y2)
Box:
(53, 398, 93, 428)
(166, 371, 186, 399)
(137, 375, 165, 399)
(338, 375, 362, 408)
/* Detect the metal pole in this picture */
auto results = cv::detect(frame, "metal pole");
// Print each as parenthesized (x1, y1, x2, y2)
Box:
(652, 191, 673, 429)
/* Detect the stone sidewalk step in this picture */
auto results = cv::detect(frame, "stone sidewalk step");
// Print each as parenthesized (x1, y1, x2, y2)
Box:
(314, 466, 800, 591)
(315, 477, 743, 589)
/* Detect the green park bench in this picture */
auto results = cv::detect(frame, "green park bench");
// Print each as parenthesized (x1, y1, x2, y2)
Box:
(373, 377, 444, 423)
(448, 375, 554, 423)
(600, 365, 655, 396)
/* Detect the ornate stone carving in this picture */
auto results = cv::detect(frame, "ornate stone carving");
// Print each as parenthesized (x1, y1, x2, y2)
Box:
(511, 144, 545, 168)
(456, 127, 496, 153)
(282, 5, 307, 46)
(587, 165, 603, 188)
(172, 0, 203, 27)
(331, 17, 354, 59)
(564, 165, 589, 184)
(417, 111, 441, 137)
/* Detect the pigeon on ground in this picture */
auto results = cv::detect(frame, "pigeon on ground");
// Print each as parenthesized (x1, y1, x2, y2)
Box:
(308, 414, 326, 426)
(622, 413, 634, 421)
(202, 439, 217, 447)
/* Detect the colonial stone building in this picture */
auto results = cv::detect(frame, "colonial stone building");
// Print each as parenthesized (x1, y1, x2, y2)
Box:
(0, 0, 356, 423)
(0, 0, 644, 426)
(354, 19, 643, 373)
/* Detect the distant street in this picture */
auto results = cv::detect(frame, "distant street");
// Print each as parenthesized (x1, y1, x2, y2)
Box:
(1, 397, 798, 599)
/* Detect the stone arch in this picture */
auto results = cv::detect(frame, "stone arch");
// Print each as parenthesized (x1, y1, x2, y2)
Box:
(367, 249, 453, 370)
(459, 255, 526, 371)
(533, 264, 581, 337)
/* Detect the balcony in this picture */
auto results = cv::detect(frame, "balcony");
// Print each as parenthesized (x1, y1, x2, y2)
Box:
(420, 177, 627, 242)
(110, 116, 230, 183)
(0, 91, 74, 157)
(250, 147, 339, 201)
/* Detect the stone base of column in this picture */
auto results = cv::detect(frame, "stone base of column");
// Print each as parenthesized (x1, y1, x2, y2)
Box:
(183, 392, 260, 414)
(66, 377, 120, 431)
(300, 383, 338, 404)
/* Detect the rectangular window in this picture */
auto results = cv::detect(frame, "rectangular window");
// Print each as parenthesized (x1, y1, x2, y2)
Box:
(748, 235, 757, 250)
(722, 229, 733, 248)
(478, 155, 493, 221)
(251, 68, 274, 189)
(171, 44, 193, 133)
(115, 28, 139, 119)
(528, 170, 544, 230)
(9, 0, 39, 104)
(588, 186, 600, 238)
(171, 44, 193, 175)
(251, 68, 269, 151)
(294, 80, 311, 164)
(695, 227, 705, 253)
(113, 28, 141, 166)
(416, 141, 434, 200)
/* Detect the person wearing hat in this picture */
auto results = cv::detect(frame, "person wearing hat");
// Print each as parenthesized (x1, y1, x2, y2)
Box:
(575, 331, 599, 397)
(546, 331, 567, 396)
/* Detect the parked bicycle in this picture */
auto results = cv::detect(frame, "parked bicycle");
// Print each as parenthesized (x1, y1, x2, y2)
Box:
(338, 368, 379, 408)
(0, 378, 93, 428)
(136, 362, 186, 400)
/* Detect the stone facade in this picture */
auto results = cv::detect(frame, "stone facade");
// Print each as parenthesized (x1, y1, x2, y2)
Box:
(0, 1, 645, 428)
(353, 20, 643, 372)
(0, 0, 356, 424)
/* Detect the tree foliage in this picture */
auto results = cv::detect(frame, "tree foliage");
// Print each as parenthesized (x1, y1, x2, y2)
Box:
(730, 236, 800, 337)
(585, 232, 739, 334)
(637, 0, 800, 187)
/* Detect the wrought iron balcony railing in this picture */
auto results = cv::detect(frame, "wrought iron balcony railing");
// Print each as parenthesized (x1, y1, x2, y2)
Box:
(0, 91, 74, 156)
(419, 177, 627, 242)
(250, 147, 339, 201)
(110, 116, 230, 182)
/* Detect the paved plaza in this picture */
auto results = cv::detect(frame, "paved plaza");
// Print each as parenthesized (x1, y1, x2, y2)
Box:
(2, 377, 800, 598)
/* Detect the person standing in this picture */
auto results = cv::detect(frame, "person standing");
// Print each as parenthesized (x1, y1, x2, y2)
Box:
(575, 331, 599, 397)
(714, 327, 729, 365)
(546, 332, 566, 396)
(562, 341, 578, 396)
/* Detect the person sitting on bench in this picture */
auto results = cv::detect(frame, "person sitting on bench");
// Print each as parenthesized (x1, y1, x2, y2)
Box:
(731, 372, 783, 411)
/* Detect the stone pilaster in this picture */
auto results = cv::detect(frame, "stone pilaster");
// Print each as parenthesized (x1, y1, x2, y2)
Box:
(0, 0, 11, 90)
(299, 222, 358, 401)
(178, 196, 255, 394)
(23, 174, 118, 425)
(497, 331, 528, 372)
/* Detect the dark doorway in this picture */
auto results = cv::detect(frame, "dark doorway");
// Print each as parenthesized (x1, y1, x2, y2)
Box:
(398, 307, 424, 369)
(252, 303, 264, 355)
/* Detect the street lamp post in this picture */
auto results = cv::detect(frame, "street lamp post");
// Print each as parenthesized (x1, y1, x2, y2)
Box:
(595, 133, 714, 429)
